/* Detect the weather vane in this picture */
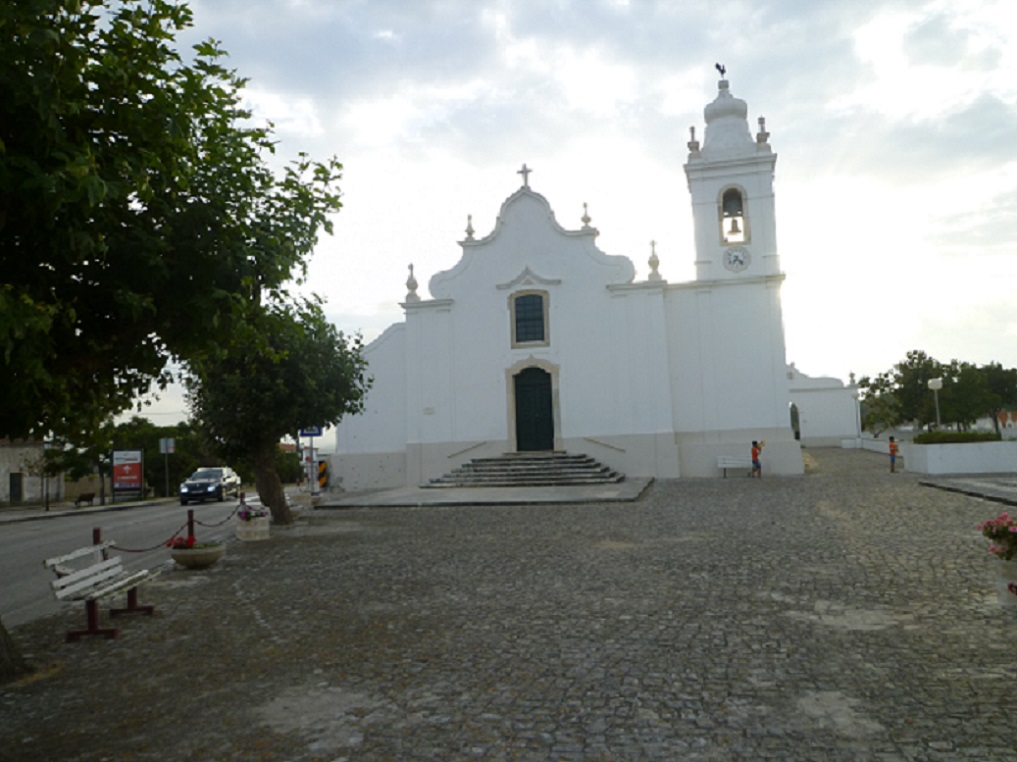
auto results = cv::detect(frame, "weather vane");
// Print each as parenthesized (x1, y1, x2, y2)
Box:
(715, 62, 726, 77)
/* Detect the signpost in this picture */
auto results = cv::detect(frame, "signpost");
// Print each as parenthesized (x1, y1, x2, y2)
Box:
(159, 438, 175, 498)
(299, 427, 324, 495)
(112, 450, 143, 502)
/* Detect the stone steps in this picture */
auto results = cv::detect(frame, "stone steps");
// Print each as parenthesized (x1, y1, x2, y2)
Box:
(426, 452, 625, 488)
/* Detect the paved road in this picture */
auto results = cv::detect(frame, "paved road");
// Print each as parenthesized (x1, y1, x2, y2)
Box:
(0, 498, 240, 628)
(1, 449, 1015, 761)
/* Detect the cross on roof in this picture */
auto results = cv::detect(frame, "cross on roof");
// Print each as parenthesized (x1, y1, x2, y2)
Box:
(517, 163, 532, 188)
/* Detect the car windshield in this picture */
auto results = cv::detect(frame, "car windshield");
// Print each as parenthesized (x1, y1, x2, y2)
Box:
(191, 469, 222, 480)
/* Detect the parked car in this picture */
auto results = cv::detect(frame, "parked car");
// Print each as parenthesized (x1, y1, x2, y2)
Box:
(179, 466, 241, 505)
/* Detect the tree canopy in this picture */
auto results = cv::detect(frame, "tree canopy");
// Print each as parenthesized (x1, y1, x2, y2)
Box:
(185, 298, 370, 524)
(0, 0, 342, 440)
(859, 350, 1017, 433)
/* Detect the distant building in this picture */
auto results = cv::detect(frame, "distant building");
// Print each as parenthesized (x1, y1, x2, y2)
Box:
(787, 365, 860, 446)
(1, 438, 61, 503)
(997, 410, 1017, 439)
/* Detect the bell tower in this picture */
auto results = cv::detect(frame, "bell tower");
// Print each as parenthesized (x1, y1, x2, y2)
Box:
(684, 76, 778, 281)
(671, 71, 803, 477)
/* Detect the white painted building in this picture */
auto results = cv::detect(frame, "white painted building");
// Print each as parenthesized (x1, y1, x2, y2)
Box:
(333, 78, 835, 490)
(1, 439, 61, 503)
(787, 365, 861, 446)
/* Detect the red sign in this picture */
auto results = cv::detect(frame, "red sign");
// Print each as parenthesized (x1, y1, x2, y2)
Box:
(113, 450, 143, 491)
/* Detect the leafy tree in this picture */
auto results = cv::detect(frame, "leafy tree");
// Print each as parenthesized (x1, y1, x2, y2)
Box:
(939, 362, 993, 431)
(46, 421, 117, 502)
(0, 0, 342, 441)
(185, 299, 369, 524)
(859, 391, 902, 438)
(0, 0, 342, 682)
(860, 351, 1017, 432)
(981, 362, 1017, 435)
(0, 616, 29, 682)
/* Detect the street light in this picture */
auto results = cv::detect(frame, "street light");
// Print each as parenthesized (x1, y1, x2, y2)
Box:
(928, 377, 943, 428)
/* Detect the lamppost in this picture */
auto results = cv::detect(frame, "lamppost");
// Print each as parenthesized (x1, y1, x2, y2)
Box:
(928, 377, 943, 428)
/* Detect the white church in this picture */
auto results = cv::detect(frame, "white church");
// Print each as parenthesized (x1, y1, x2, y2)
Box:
(331, 77, 858, 490)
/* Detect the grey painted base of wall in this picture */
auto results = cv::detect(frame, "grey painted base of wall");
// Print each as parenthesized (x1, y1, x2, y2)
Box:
(330, 427, 804, 491)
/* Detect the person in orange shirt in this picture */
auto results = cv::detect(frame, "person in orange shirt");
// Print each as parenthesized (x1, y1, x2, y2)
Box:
(889, 436, 899, 473)
(751, 440, 764, 478)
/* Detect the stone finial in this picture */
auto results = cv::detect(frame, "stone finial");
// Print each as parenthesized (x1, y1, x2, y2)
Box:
(405, 263, 420, 303)
(687, 125, 701, 154)
(465, 214, 475, 240)
(648, 240, 662, 281)
(581, 202, 592, 228)
(756, 115, 770, 144)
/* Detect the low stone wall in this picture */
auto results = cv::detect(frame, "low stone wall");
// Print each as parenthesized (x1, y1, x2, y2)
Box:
(901, 441, 1017, 475)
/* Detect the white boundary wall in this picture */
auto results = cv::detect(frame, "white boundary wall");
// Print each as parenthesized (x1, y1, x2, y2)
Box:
(902, 442, 1017, 475)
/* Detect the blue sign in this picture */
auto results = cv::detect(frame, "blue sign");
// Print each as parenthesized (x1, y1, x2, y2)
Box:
(299, 426, 323, 437)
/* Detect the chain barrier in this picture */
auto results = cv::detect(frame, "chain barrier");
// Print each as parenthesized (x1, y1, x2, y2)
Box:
(108, 498, 249, 553)
(193, 501, 243, 528)
(111, 520, 191, 553)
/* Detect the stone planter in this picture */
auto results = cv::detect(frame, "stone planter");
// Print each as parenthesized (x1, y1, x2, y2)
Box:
(236, 516, 270, 541)
(170, 544, 225, 569)
(996, 559, 1017, 610)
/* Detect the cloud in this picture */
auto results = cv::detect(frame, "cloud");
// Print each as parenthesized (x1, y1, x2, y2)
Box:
(168, 0, 1016, 392)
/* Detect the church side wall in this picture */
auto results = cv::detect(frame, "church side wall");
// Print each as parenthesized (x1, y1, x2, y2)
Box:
(336, 323, 408, 453)
(664, 281, 803, 477)
(332, 324, 409, 490)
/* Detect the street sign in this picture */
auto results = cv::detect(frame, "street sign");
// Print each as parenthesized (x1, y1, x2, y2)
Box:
(112, 450, 143, 491)
(159, 437, 175, 454)
(299, 426, 323, 437)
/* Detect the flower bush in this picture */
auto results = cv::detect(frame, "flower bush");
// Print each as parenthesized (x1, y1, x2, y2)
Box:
(166, 534, 222, 550)
(977, 512, 1017, 561)
(237, 502, 269, 522)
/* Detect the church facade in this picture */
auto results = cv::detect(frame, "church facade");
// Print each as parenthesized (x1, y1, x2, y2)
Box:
(332, 78, 812, 490)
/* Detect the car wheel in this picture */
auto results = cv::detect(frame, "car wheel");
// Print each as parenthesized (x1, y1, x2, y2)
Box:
(216, 488, 224, 501)
(180, 499, 188, 505)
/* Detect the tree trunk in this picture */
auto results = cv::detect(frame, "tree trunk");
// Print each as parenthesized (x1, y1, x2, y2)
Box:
(0, 615, 30, 684)
(253, 442, 293, 525)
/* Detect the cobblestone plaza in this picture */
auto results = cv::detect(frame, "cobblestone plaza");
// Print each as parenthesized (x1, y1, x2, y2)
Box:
(2, 448, 1015, 760)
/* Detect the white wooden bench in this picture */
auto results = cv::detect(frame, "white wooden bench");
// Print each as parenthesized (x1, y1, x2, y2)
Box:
(44, 540, 160, 642)
(717, 456, 753, 478)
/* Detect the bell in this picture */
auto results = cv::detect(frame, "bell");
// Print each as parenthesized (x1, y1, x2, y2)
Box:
(729, 218, 742, 234)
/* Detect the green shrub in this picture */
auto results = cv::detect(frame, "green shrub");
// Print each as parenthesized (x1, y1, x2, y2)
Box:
(913, 430, 1002, 444)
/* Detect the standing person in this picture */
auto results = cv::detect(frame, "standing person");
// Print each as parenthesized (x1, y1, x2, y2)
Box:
(889, 436, 899, 473)
(751, 440, 765, 478)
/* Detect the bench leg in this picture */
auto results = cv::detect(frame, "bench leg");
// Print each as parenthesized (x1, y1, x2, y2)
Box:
(110, 587, 155, 618)
(66, 599, 118, 642)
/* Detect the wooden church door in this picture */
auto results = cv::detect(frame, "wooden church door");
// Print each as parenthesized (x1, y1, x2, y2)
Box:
(514, 367, 554, 451)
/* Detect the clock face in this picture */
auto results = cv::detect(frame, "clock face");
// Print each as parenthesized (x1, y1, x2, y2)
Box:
(723, 246, 750, 272)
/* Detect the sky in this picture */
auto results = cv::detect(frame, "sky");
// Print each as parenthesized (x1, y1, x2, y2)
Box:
(137, 0, 1017, 437)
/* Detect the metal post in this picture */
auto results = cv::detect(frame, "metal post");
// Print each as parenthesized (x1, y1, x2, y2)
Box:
(928, 377, 943, 429)
(309, 434, 317, 495)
